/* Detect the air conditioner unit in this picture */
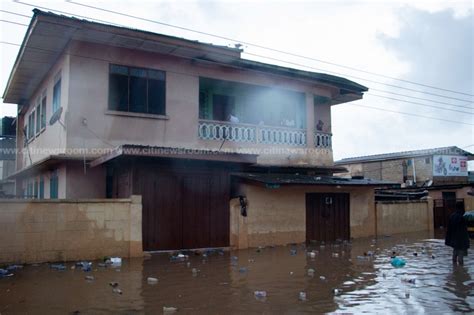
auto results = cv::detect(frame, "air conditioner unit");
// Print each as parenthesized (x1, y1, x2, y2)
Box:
(405, 180, 413, 186)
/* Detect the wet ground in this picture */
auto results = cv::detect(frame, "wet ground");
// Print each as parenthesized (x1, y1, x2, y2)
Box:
(1, 231, 473, 314)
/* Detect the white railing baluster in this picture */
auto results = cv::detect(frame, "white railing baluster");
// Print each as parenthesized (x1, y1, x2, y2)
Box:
(314, 131, 332, 149)
(198, 120, 307, 146)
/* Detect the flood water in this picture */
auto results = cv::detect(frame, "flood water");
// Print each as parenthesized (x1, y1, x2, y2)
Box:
(1, 231, 473, 314)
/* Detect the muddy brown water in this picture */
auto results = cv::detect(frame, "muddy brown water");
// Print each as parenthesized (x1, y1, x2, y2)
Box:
(1, 231, 473, 314)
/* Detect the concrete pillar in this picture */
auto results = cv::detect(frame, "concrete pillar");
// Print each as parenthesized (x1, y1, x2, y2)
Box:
(427, 197, 434, 233)
(129, 195, 143, 257)
(305, 92, 314, 149)
(229, 198, 248, 249)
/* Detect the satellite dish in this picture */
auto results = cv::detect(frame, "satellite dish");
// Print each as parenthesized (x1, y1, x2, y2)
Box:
(49, 107, 63, 126)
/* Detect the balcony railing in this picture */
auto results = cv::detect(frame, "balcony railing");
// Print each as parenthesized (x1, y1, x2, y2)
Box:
(314, 131, 332, 149)
(198, 120, 306, 146)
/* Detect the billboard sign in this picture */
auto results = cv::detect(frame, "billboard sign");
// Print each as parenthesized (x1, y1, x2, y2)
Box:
(433, 155, 468, 177)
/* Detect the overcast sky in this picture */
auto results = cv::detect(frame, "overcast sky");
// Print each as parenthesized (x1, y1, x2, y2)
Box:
(0, 0, 472, 163)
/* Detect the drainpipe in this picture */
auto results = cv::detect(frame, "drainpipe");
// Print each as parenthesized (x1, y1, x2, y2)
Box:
(412, 158, 416, 185)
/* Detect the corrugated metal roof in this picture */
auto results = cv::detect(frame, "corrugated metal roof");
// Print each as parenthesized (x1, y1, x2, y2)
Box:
(233, 172, 399, 187)
(335, 146, 474, 165)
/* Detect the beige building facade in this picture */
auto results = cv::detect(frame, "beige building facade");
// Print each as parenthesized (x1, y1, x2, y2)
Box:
(2, 9, 398, 251)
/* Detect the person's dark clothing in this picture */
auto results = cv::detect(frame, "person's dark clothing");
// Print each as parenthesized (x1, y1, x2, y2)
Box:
(445, 210, 470, 251)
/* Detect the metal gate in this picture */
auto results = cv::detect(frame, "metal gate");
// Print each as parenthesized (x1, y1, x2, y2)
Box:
(306, 193, 350, 242)
(136, 165, 230, 251)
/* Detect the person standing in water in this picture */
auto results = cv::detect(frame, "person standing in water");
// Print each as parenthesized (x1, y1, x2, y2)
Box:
(445, 207, 470, 265)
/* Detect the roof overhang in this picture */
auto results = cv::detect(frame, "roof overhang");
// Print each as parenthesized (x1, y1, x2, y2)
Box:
(3, 9, 367, 106)
(90, 145, 258, 167)
(232, 172, 400, 187)
(8, 155, 96, 179)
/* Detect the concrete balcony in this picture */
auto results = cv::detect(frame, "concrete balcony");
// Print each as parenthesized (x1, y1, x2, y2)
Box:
(314, 131, 332, 149)
(198, 120, 307, 146)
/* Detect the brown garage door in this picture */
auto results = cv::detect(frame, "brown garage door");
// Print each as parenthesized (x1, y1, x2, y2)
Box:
(306, 193, 350, 242)
(138, 166, 230, 251)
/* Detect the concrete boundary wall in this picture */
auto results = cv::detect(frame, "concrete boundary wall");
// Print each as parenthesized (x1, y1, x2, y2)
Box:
(0, 196, 143, 264)
(376, 200, 433, 236)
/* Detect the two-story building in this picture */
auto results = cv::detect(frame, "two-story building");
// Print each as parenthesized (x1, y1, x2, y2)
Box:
(3, 9, 395, 251)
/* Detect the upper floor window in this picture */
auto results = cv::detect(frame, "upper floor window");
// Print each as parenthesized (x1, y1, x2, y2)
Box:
(35, 97, 41, 135)
(53, 74, 61, 114)
(108, 64, 166, 115)
(27, 111, 35, 140)
(41, 91, 47, 129)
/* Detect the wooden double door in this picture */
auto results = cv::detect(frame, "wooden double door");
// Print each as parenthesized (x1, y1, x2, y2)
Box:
(306, 193, 350, 242)
(136, 166, 230, 251)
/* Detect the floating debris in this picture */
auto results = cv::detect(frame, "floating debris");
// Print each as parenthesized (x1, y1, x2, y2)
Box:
(50, 264, 66, 271)
(109, 282, 119, 288)
(299, 291, 307, 301)
(163, 306, 178, 313)
(254, 290, 267, 298)
(0, 268, 13, 278)
(6, 265, 23, 271)
(391, 257, 406, 268)
(85, 275, 95, 281)
(239, 267, 248, 273)
(332, 253, 339, 258)
(320, 276, 326, 281)
(307, 268, 315, 277)
(112, 287, 122, 295)
(147, 277, 158, 285)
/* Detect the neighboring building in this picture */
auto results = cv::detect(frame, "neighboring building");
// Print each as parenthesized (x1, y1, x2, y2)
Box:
(0, 117, 16, 197)
(336, 146, 473, 187)
(336, 146, 474, 228)
(2, 9, 395, 251)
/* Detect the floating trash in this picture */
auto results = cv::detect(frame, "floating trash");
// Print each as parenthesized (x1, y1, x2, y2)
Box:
(112, 287, 122, 295)
(6, 265, 23, 271)
(76, 261, 92, 272)
(320, 276, 326, 281)
(109, 282, 119, 288)
(299, 291, 307, 301)
(254, 290, 267, 298)
(307, 268, 315, 277)
(50, 264, 66, 271)
(332, 253, 339, 258)
(163, 306, 178, 313)
(239, 267, 248, 273)
(0, 268, 13, 278)
(147, 277, 158, 284)
(85, 275, 95, 281)
(391, 257, 406, 268)
(108, 257, 122, 267)
(402, 278, 416, 284)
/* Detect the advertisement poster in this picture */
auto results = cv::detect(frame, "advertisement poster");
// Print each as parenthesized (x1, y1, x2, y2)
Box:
(433, 155, 468, 177)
